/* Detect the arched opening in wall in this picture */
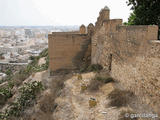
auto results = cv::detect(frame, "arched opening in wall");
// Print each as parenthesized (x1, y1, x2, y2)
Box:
(109, 54, 112, 72)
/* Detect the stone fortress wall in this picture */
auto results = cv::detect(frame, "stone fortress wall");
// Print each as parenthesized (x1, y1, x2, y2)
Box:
(48, 6, 160, 114)
(48, 27, 92, 74)
(92, 6, 160, 115)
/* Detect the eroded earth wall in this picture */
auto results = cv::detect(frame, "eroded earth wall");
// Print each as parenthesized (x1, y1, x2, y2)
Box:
(48, 32, 90, 73)
(92, 19, 160, 114)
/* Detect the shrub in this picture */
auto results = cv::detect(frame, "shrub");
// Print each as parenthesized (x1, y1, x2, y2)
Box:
(0, 81, 44, 119)
(108, 89, 135, 108)
(0, 84, 13, 105)
(95, 76, 114, 84)
(88, 74, 114, 92)
(39, 48, 48, 58)
(87, 64, 103, 72)
(39, 93, 58, 113)
(80, 64, 103, 73)
(39, 75, 67, 116)
(27, 51, 49, 73)
(79, 64, 89, 73)
(5, 69, 12, 76)
(29, 56, 35, 60)
(0, 49, 48, 119)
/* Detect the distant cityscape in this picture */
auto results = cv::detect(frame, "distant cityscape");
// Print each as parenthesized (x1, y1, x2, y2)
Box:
(0, 26, 79, 79)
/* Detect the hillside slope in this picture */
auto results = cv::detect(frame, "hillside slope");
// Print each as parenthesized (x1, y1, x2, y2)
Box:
(1, 49, 158, 120)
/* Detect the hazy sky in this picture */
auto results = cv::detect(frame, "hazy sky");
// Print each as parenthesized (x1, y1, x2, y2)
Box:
(0, 0, 131, 26)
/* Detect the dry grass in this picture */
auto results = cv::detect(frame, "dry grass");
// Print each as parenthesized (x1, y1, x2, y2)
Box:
(38, 74, 71, 116)
(108, 89, 135, 108)
(39, 92, 58, 113)
(88, 73, 114, 92)
(39, 79, 64, 113)
(12, 72, 30, 86)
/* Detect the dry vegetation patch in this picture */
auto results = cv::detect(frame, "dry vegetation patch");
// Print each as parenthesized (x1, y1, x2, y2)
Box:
(38, 74, 71, 118)
(80, 64, 103, 73)
(108, 89, 135, 108)
(88, 73, 115, 92)
(38, 78, 64, 114)
(39, 91, 58, 113)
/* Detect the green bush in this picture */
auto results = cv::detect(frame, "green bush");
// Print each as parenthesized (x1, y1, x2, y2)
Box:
(39, 48, 48, 58)
(29, 56, 35, 61)
(80, 64, 103, 73)
(96, 76, 114, 84)
(5, 69, 12, 76)
(0, 84, 13, 105)
(87, 64, 103, 72)
(0, 81, 43, 119)
(28, 49, 49, 73)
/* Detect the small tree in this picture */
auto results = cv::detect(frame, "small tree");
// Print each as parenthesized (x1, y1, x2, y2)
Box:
(127, 0, 160, 39)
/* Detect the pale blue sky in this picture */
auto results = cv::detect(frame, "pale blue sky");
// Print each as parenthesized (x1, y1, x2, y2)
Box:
(0, 0, 131, 26)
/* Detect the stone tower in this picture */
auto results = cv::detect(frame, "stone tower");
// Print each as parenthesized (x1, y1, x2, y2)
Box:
(87, 23, 95, 36)
(101, 6, 110, 20)
(95, 6, 110, 29)
(80, 24, 86, 34)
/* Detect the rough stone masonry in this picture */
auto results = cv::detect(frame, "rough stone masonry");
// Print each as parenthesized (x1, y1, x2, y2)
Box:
(48, 6, 160, 115)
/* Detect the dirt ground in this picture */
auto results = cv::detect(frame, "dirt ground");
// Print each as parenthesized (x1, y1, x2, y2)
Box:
(10, 71, 158, 120)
